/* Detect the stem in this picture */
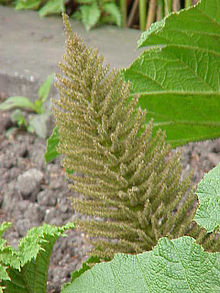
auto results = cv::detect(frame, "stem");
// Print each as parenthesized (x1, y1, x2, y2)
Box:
(120, 0, 127, 27)
(139, 0, 146, 31)
(146, 0, 157, 30)
(185, 0, 192, 8)
(127, 0, 139, 27)
(172, 0, 180, 12)
(164, 0, 172, 16)
(157, 0, 164, 20)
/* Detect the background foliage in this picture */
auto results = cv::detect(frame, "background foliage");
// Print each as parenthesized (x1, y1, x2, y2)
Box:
(0, 0, 199, 31)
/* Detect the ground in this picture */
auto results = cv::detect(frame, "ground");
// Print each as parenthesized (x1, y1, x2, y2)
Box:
(1, 91, 220, 292)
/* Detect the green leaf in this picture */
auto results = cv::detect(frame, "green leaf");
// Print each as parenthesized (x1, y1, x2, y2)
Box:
(80, 3, 101, 31)
(0, 97, 38, 112)
(37, 74, 54, 104)
(0, 222, 20, 286)
(45, 126, 60, 163)
(71, 10, 82, 21)
(15, 0, 42, 10)
(103, 3, 121, 26)
(194, 163, 220, 232)
(77, 0, 95, 4)
(62, 256, 100, 290)
(11, 109, 28, 128)
(2, 223, 75, 293)
(0, 222, 12, 238)
(28, 112, 49, 139)
(61, 236, 220, 293)
(121, 0, 220, 147)
(38, 0, 64, 17)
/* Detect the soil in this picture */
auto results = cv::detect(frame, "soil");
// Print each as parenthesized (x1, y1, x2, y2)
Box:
(1, 92, 220, 292)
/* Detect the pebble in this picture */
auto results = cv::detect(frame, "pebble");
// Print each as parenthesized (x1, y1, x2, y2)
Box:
(44, 207, 63, 225)
(16, 218, 31, 237)
(16, 168, 44, 200)
(37, 189, 57, 206)
(207, 153, 220, 167)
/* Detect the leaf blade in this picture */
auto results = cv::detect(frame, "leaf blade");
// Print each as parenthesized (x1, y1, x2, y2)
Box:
(2, 223, 75, 293)
(38, 0, 64, 17)
(80, 3, 101, 31)
(195, 163, 220, 232)
(61, 236, 220, 292)
(122, 0, 220, 147)
(0, 97, 38, 112)
(103, 3, 121, 27)
(45, 126, 60, 163)
(37, 74, 54, 103)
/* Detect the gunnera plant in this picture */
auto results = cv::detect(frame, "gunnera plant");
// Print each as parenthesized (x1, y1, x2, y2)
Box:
(53, 14, 220, 260)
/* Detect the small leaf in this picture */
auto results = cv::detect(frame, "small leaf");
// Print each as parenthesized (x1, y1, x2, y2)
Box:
(0, 222, 20, 284)
(15, 0, 42, 10)
(61, 236, 220, 293)
(10, 109, 27, 128)
(80, 3, 101, 31)
(37, 74, 54, 104)
(18, 223, 74, 265)
(38, 0, 64, 17)
(0, 222, 11, 238)
(0, 97, 38, 112)
(45, 126, 60, 163)
(103, 3, 121, 26)
(28, 112, 49, 139)
(2, 223, 75, 292)
(195, 163, 220, 232)
(0, 265, 10, 283)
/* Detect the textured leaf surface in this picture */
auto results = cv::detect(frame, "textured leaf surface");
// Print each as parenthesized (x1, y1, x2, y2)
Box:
(61, 236, 220, 293)
(122, 0, 220, 147)
(195, 164, 220, 232)
(80, 3, 101, 31)
(0, 223, 20, 287)
(61, 256, 100, 290)
(45, 126, 60, 162)
(1, 223, 74, 293)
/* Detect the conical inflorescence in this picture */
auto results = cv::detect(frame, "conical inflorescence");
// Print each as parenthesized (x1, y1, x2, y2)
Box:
(53, 14, 220, 260)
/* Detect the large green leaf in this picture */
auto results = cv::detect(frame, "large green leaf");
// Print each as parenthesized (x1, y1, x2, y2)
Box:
(122, 0, 220, 147)
(61, 256, 100, 291)
(61, 236, 220, 292)
(195, 163, 220, 232)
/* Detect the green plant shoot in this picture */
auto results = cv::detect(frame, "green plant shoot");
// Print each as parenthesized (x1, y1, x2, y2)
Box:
(0, 74, 54, 138)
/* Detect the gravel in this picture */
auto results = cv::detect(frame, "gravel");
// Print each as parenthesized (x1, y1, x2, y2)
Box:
(0, 109, 90, 292)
